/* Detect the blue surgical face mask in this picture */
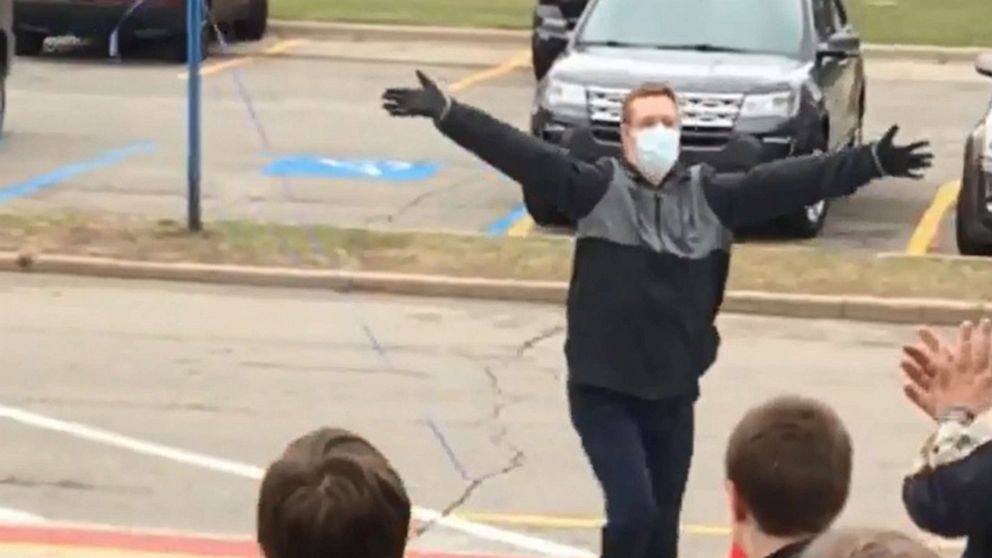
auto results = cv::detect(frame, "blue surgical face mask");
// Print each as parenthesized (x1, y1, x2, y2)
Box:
(633, 124, 681, 185)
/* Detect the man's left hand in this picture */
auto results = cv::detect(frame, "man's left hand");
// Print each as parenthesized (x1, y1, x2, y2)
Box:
(873, 125, 933, 179)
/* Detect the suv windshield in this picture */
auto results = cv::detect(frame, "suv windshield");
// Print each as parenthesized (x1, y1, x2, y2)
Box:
(576, 0, 806, 58)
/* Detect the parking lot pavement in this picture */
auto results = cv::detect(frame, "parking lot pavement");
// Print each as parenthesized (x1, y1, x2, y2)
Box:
(0, 37, 985, 255)
(0, 273, 967, 556)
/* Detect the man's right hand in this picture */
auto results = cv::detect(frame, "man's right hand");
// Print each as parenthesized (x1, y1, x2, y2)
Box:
(381, 70, 449, 120)
(901, 319, 992, 420)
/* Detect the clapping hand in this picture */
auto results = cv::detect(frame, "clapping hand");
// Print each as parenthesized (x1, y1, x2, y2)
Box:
(901, 319, 992, 420)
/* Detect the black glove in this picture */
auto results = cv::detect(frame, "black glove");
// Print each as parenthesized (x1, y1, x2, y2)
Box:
(873, 125, 933, 179)
(382, 70, 449, 120)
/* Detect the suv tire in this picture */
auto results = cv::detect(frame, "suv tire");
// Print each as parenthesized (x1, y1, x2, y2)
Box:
(234, 0, 267, 41)
(531, 33, 554, 81)
(15, 31, 45, 56)
(955, 158, 992, 256)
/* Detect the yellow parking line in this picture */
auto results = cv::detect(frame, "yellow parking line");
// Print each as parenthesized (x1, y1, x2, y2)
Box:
(450, 512, 731, 535)
(507, 214, 536, 237)
(906, 180, 961, 255)
(449, 50, 531, 93)
(178, 39, 308, 79)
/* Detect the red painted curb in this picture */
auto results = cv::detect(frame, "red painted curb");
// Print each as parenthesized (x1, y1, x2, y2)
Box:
(0, 524, 528, 558)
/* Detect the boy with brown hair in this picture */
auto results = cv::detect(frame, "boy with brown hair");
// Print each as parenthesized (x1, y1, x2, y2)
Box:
(726, 395, 853, 558)
(256, 427, 411, 558)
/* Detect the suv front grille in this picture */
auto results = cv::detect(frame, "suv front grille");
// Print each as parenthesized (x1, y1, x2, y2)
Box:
(586, 86, 743, 149)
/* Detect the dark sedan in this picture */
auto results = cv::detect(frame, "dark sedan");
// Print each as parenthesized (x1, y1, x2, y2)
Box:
(14, 0, 266, 62)
(956, 53, 992, 256)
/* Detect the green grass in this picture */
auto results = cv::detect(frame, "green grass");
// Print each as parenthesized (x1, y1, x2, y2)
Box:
(847, 0, 992, 48)
(270, 0, 533, 29)
(6, 211, 992, 302)
(270, 0, 992, 47)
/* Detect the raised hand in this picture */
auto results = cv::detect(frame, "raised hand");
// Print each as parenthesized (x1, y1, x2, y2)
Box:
(873, 125, 933, 179)
(381, 70, 449, 120)
(901, 319, 992, 420)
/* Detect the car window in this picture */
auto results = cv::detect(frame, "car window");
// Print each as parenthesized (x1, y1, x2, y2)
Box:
(576, 0, 806, 58)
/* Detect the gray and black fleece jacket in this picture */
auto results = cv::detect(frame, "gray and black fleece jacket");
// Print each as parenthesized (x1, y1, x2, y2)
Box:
(435, 100, 885, 401)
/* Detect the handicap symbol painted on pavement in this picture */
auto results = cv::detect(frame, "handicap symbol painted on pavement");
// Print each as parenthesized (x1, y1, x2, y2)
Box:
(262, 156, 440, 182)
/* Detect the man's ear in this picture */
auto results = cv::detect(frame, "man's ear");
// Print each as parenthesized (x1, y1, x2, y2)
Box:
(727, 480, 748, 523)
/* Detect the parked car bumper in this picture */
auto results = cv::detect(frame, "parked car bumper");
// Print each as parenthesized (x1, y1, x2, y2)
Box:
(16, 0, 186, 38)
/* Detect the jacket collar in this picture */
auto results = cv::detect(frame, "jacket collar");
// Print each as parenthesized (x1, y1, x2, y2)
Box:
(620, 156, 691, 189)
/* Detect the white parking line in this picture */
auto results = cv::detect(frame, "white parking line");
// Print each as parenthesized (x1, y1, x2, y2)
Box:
(0, 404, 594, 558)
(0, 507, 46, 525)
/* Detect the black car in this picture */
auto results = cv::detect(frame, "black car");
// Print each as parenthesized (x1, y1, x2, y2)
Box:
(14, 0, 266, 62)
(956, 53, 992, 256)
(529, 0, 866, 237)
(1, 0, 12, 137)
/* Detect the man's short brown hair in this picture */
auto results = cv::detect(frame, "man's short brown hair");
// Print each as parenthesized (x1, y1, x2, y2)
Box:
(802, 528, 939, 558)
(622, 83, 679, 123)
(257, 427, 411, 558)
(725, 395, 852, 536)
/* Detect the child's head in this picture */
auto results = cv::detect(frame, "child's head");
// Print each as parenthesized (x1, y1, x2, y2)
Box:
(802, 528, 939, 558)
(257, 427, 411, 558)
(725, 395, 853, 547)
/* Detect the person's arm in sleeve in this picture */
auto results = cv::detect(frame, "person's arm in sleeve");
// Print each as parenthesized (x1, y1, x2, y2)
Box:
(382, 70, 612, 222)
(903, 414, 992, 538)
(701, 125, 932, 229)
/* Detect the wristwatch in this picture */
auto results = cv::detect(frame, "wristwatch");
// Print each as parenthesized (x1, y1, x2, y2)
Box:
(938, 406, 976, 425)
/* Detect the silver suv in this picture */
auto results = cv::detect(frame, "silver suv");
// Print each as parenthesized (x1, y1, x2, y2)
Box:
(956, 53, 992, 256)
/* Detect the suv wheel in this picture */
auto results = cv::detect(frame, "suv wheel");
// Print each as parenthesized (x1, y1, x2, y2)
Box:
(234, 0, 267, 41)
(15, 31, 46, 56)
(531, 33, 554, 81)
(955, 173, 992, 256)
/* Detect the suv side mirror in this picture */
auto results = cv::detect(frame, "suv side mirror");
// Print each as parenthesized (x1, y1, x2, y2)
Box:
(976, 53, 992, 78)
(817, 33, 860, 60)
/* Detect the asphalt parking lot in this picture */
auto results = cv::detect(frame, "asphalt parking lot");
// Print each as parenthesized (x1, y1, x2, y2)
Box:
(0, 34, 988, 254)
(0, 274, 967, 557)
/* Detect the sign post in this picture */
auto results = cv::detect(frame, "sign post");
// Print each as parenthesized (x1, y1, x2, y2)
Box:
(186, 0, 202, 231)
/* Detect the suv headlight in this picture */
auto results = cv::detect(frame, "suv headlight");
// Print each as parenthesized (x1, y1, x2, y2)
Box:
(544, 79, 587, 109)
(740, 91, 798, 119)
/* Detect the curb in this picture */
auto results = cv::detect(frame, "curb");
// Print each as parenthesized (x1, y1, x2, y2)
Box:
(3, 252, 990, 326)
(268, 20, 988, 63)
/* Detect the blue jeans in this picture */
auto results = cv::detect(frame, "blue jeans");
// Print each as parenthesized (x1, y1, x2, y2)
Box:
(568, 384, 695, 558)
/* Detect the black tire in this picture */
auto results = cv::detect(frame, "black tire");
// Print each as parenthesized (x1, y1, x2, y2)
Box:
(234, 0, 268, 41)
(15, 31, 46, 56)
(955, 166, 992, 256)
(531, 34, 554, 81)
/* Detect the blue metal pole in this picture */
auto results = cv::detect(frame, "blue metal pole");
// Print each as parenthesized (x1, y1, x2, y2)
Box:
(186, 0, 202, 231)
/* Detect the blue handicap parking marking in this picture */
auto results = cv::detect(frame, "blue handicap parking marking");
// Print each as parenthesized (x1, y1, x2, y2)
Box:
(262, 156, 440, 182)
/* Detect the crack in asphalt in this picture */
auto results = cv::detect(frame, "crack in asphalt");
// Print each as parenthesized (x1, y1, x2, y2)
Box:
(364, 170, 483, 227)
(515, 324, 565, 359)
(414, 324, 564, 538)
